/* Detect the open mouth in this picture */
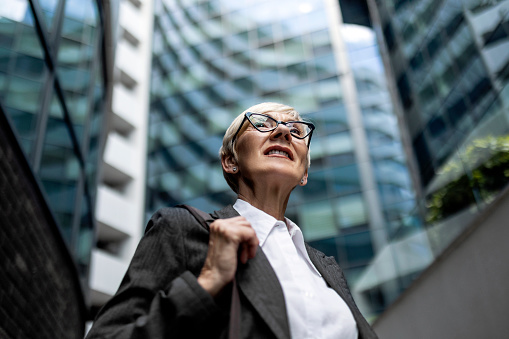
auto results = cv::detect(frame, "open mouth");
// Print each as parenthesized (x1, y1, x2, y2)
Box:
(265, 147, 293, 160)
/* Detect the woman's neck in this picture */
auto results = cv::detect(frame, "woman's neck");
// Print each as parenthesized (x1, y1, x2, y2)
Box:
(237, 184, 292, 220)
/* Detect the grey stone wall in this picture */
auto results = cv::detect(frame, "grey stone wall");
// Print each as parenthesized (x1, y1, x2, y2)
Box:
(0, 111, 86, 339)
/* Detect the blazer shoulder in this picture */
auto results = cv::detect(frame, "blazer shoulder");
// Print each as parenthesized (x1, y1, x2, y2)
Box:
(145, 206, 202, 234)
(211, 204, 239, 219)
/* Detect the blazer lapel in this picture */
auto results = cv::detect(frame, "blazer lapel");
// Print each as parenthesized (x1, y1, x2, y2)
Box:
(213, 206, 291, 339)
(305, 244, 351, 303)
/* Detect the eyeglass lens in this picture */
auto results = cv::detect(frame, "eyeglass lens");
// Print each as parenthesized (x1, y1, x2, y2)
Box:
(248, 113, 311, 138)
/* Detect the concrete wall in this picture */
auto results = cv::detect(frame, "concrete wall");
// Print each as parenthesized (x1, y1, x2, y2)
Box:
(373, 188, 509, 339)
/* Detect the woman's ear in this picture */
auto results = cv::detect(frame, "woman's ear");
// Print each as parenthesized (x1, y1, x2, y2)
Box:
(221, 154, 238, 174)
(299, 170, 308, 186)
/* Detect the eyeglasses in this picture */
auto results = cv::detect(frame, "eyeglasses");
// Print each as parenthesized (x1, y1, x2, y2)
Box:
(232, 112, 315, 147)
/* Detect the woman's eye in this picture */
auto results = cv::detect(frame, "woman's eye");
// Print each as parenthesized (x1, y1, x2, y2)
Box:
(291, 128, 303, 136)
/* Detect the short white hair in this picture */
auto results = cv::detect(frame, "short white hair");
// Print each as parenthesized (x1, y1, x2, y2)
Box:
(219, 102, 311, 193)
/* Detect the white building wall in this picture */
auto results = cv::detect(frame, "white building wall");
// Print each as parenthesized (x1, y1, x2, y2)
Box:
(89, 0, 154, 307)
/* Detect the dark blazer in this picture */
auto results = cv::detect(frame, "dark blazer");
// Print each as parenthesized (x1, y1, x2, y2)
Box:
(86, 205, 377, 339)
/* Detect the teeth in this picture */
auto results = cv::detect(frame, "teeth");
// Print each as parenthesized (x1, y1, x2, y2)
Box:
(268, 150, 290, 158)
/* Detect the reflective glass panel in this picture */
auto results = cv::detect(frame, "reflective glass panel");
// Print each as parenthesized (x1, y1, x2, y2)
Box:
(0, 6, 46, 158)
(39, 0, 61, 32)
(300, 199, 337, 241)
(39, 94, 81, 245)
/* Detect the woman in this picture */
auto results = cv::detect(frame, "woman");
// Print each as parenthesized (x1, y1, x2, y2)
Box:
(86, 103, 377, 338)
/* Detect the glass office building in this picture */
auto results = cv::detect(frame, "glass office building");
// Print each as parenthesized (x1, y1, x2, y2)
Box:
(0, 0, 109, 279)
(147, 0, 416, 319)
(370, 0, 509, 251)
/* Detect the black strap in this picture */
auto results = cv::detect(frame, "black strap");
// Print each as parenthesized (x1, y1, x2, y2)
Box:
(177, 205, 242, 339)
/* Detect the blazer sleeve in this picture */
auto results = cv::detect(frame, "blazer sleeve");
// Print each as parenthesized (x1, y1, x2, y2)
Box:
(85, 207, 228, 339)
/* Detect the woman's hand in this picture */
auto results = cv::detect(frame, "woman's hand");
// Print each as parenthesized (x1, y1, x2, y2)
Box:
(197, 216, 258, 297)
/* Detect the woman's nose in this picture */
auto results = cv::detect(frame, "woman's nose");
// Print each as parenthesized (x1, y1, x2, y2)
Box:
(270, 123, 293, 142)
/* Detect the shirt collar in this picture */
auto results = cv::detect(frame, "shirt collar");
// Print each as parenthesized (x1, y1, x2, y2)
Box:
(233, 199, 322, 276)
(233, 199, 278, 247)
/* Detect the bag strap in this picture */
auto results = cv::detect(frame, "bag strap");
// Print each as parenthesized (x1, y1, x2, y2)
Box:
(177, 204, 212, 231)
(177, 205, 242, 339)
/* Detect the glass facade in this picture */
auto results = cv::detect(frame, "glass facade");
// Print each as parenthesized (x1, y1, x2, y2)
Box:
(372, 0, 509, 249)
(364, 0, 509, 318)
(0, 0, 107, 279)
(148, 0, 416, 320)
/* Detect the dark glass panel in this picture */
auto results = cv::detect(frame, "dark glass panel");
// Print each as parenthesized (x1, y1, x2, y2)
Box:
(409, 51, 424, 70)
(402, 22, 416, 42)
(483, 22, 508, 46)
(427, 116, 446, 137)
(302, 169, 329, 200)
(445, 12, 464, 37)
(383, 23, 396, 51)
(337, 231, 374, 267)
(446, 98, 467, 127)
(12, 53, 45, 81)
(85, 69, 105, 200)
(0, 18, 16, 48)
(76, 195, 93, 277)
(330, 164, 361, 196)
(412, 132, 433, 186)
(0, 6, 47, 158)
(16, 23, 45, 58)
(308, 237, 340, 261)
(468, 77, 492, 106)
(56, 0, 99, 146)
(2, 75, 44, 156)
(233, 77, 255, 96)
(39, 95, 81, 245)
(426, 33, 443, 59)
(456, 42, 476, 70)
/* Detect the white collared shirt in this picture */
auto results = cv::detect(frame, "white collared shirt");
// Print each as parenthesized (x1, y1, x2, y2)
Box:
(233, 199, 358, 339)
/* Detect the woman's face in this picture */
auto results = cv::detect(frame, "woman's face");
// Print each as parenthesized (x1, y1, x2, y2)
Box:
(234, 112, 309, 188)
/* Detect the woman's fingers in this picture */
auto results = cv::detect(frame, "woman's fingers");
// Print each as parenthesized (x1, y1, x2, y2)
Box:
(198, 217, 258, 296)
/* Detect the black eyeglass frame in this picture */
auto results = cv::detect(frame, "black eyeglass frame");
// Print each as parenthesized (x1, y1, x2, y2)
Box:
(231, 112, 315, 148)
